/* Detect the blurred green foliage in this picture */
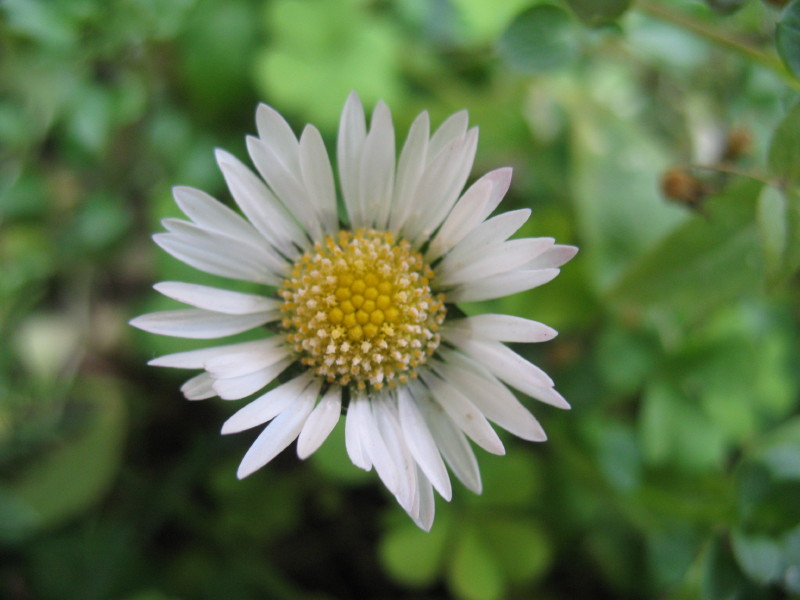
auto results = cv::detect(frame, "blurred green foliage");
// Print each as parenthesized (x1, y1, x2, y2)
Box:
(2, 0, 800, 599)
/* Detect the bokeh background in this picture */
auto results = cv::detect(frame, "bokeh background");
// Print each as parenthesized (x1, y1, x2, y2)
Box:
(3, 0, 800, 598)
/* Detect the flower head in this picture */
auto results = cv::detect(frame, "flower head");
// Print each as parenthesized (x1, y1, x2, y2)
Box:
(131, 93, 577, 530)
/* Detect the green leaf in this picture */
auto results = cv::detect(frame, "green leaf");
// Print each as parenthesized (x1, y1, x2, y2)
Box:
(466, 451, 540, 508)
(731, 530, 785, 585)
(564, 0, 631, 26)
(497, 5, 580, 74)
(702, 536, 754, 600)
(640, 379, 726, 471)
(255, 0, 404, 129)
(481, 516, 552, 584)
(753, 416, 800, 480)
(379, 517, 449, 587)
(0, 377, 126, 542)
(757, 186, 788, 284)
(777, 0, 800, 80)
(569, 75, 685, 290)
(704, 0, 748, 15)
(608, 180, 763, 317)
(784, 189, 800, 276)
(646, 527, 702, 588)
(596, 324, 658, 395)
(448, 526, 505, 600)
(768, 99, 800, 185)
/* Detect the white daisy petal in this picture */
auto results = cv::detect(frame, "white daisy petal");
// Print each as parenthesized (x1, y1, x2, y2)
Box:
(161, 218, 289, 278)
(455, 338, 570, 409)
(130, 308, 273, 339)
(236, 378, 322, 479)
(435, 209, 531, 276)
(478, 167, 514, 221)
(374, 398, 416, 511)
(446, 268, 560, 302)
(215, 149, 306, 256)
(421, 371, 505, 456)
(434, 360, 547, 442)
(436, 237, 554, 287)
(299, 125, 339, 235)
(212, 357, 293, 400)
(180, 372, 217, 400)
(221, 373, 314, 434)
(443, 314, 558, 344)
(526, 244, 579, 269)
(425, 178, 493, 262)
(409, 128, 479, 244)
(428, 109, 468, 157)
(389, 110, 430, 234)
(205, 344, 289, 379)
(359, 101, 395, 230)
(414, 386, 482, 494)
(255, 102, 301, 171)
(172, 186, 266, 246)
(154, 282, 281, 315)
(456, 337, 553, 387)
(398, 386, 452, 500)
(411, 466, 436, 532)
(427, 167, 514, 264)
(154, 224, 283, 286)
(345, 394, 373, 471)
(360, 398, 401, 497)
(297, 386, 342, 459)
(246, 136, 324, 242)
(148, 338, 283, 369)
(527, 385, 571, 411)
(337, 91, 368, 228)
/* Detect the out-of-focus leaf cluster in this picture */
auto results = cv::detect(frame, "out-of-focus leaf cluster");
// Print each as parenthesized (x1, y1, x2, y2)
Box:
(2, 0, 800, 599)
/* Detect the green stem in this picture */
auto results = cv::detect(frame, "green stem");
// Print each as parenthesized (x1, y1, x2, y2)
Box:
(636, 0, 800, 90)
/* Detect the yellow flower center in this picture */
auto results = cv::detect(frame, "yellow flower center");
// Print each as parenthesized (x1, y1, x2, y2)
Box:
(279, 229, 446, 391)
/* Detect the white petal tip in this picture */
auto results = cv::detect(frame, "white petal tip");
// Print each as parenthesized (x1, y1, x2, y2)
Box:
(128, 316, 148, 331)
(542, 327, 559, 341)
(414, 519, 434, 533)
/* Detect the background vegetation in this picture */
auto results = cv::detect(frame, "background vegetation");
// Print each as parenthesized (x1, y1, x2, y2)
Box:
(2, 0, 800, 598)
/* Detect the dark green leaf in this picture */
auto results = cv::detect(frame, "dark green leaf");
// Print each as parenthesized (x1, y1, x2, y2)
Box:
(497, 5, 580, 74)
(702, 536, 756, 600)
(705, 0, 749, 15)
(777, 0, 800, 80)
(0, 377, 126, 542)
(564, 0, 631, 26)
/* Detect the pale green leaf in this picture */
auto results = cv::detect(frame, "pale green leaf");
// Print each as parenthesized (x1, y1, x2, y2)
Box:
(608, 180, 763, 317)
(448, 527, 505, 600)
(379, 518, 449, 587)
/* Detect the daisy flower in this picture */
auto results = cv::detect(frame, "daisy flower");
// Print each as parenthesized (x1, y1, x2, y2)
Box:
(131, 93, 576, 530)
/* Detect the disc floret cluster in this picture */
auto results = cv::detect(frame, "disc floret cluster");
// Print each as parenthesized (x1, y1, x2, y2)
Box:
(279, 228, 446, 390)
